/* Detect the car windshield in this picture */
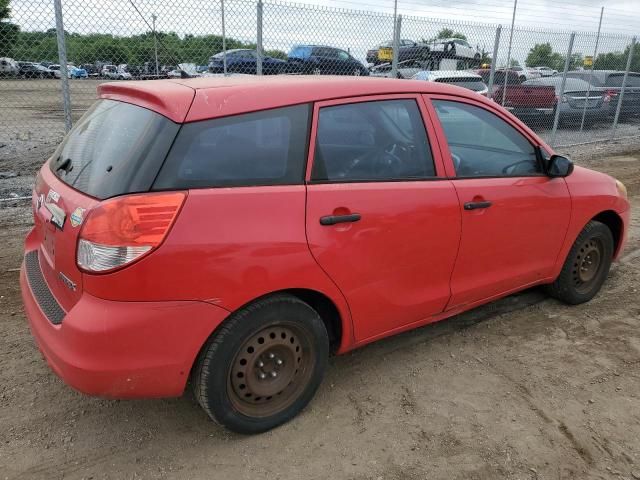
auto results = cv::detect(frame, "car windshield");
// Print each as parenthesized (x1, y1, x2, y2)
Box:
(436, 78, 487, 91)
(289, 46, 313, 59)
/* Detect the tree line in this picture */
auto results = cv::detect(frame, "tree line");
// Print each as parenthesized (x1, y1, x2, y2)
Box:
(525, 41, 639, 72)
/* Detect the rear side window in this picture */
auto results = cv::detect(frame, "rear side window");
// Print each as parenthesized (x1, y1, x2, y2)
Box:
(50, 99, 179, 199)
(311, 99, 435, 182)
(154, 105, 310, 189)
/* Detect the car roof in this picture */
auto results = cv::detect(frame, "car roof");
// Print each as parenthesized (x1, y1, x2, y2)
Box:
(416, 70, 482, 80)
(97, 75, 491, 123)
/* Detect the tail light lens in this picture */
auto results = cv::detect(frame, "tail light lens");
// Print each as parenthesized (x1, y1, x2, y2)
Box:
(77, 191, 186, 273)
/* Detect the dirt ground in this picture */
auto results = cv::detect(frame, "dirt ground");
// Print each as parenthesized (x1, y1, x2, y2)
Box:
(1, 140, 639, 479)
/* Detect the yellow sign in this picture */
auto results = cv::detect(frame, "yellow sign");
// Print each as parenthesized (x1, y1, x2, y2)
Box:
(584, 55, 593, 67)
(378, 47, 393, 62)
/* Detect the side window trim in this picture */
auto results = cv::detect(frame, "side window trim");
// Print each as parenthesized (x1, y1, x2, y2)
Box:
(305, 94, 449, 182)
(422, 93, 549, 179)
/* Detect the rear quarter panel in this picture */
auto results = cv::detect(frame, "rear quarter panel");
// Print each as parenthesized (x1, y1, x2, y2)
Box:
(551, 165, 630, 277)
(82, 186, 355, 351)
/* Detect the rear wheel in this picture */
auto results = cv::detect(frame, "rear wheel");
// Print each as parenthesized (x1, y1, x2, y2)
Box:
(193, 294, 329, 434)
(545, 221, 614, 304)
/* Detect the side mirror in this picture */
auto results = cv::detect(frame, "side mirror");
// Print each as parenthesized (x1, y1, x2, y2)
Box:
(548, 154, 574, 178)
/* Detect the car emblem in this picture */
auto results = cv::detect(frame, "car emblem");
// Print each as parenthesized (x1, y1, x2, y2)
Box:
(70, 207, 85, 228)
(45, 201, 66, 230)
(58, 271, 77, 291)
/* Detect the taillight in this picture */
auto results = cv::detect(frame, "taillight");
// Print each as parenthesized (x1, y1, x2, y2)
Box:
(77, 191, 186, 273)
(603, 93, 611, 103)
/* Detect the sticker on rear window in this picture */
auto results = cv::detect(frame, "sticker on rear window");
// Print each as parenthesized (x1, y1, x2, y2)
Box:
(70, 207, 85, 228)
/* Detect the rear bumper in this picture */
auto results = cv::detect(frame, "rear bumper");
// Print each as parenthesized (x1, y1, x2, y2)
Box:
(20, 253, 229, 398)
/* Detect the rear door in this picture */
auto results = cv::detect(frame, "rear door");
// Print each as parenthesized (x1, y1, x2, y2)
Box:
(425, 95, 571, 308)
(305, 95, 461, 342)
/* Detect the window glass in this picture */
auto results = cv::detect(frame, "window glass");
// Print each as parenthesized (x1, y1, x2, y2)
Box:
(432, 100, 541, 177)
(337, 51, 350, 60)
(50, 100, 179, 199)
(312, 99, 435, 182)
(605, 73, 640, 88)
(154, 105, 310, 189)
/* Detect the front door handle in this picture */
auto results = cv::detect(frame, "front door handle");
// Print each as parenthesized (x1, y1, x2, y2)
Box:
(320, 213, 361, 226)
(464, 201, 492, 210)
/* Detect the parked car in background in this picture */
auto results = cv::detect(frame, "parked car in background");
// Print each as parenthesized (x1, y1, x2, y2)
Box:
(533, 66, 557, 77)
(477, 69, 557, 127)
(18, 62, 55, 79)
(208, 49, 286, 75)
(0, 57, 20, 76)
(68, 66, 88, 79)
(412, 70, 488, 96)
(80, 64, 101, 77)
(566, 70, 640, 118)
(368, 59, 426, 79)
(101, 64, 132, 80)
(523, 77, 611, 126)
(509, 66, 542, 81)
(431, 38, 480, 61)
(366, 39, 431, 65)
(22, 76, 629, 435)
(49, 64, 62, 78)
(287, 45, 369, 76)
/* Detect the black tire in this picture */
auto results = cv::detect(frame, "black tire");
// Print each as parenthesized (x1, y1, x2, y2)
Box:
(545, 220, 614, 304)
(193, 294, 329, 434)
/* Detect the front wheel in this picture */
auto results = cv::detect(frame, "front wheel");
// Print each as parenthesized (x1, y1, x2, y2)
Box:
(193, 294, 329, 434)
(545, 220, 614, 304)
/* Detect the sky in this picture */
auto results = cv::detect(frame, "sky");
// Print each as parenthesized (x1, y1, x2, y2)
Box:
(8, 0, 640, 64)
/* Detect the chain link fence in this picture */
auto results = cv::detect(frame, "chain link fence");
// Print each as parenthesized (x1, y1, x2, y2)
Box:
(1, 0, 639, 150)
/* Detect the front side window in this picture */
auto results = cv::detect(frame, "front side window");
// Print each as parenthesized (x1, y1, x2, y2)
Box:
(432, 100, 542, 177)
(311, 99, 435, 182)
(154, 105, 310, 189)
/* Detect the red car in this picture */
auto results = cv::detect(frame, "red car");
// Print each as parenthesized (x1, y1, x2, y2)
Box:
(21, 76, 630, 433)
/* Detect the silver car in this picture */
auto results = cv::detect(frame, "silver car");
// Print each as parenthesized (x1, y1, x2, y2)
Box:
(523, 77, 610, 125)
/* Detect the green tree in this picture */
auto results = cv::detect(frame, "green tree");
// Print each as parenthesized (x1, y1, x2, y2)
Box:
(422, 28, 467, 43)
(525, 43, 564, 70)
(0, 0, 19, 57)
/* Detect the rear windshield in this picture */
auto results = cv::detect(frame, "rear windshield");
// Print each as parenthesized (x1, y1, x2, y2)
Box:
(288, 46, 312, 59)
(154, 104, 311, 189)
(436, 78, 487, 91)
(50, 99, 179, 199)
(605, 73, 640, 88)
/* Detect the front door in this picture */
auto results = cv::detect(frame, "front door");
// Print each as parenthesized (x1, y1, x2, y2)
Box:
(427, 97, 571, 308)
(305, 95, 462, 342)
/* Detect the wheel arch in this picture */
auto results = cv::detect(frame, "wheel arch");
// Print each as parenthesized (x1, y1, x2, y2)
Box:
(591, 210, 624, 258)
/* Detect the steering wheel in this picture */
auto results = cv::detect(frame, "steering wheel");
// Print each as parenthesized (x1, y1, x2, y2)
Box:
(502, 159, 537, 176)
(341, 142, 410, 179)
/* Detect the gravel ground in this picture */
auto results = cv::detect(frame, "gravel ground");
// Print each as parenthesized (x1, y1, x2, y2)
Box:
(1, 85, 639, 480)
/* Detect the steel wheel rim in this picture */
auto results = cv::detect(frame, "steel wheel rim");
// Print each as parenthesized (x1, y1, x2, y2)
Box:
(227, 323, 315, 418)
(573, 237, 604, 293)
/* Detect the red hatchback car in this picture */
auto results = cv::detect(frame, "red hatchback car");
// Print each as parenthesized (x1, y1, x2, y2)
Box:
(21, 76, 630, 433)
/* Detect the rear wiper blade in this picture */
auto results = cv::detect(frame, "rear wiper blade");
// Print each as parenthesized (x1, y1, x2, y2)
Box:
(56, 158, 73, 174)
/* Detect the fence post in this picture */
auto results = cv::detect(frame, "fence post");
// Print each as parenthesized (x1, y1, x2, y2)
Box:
(487, 25, 501, 98)
(391, 14, 401, 79)
(221, 0, 227, 75)
(256, 0, 263, 75)
(580, 6, 604, 132)
(53, 0, 72, 133)
(550, 32, 576, 147)
(611, 36, 636, 139)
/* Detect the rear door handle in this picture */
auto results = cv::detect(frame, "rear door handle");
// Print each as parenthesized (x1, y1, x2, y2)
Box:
(320, 213, 361, 226)
(464, 201, 492, 210)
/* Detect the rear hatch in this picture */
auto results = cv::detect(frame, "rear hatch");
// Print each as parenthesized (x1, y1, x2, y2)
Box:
(563, 90, 605, 109)
(605, 74, 640, 115)
(31, 99, 180, 313)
